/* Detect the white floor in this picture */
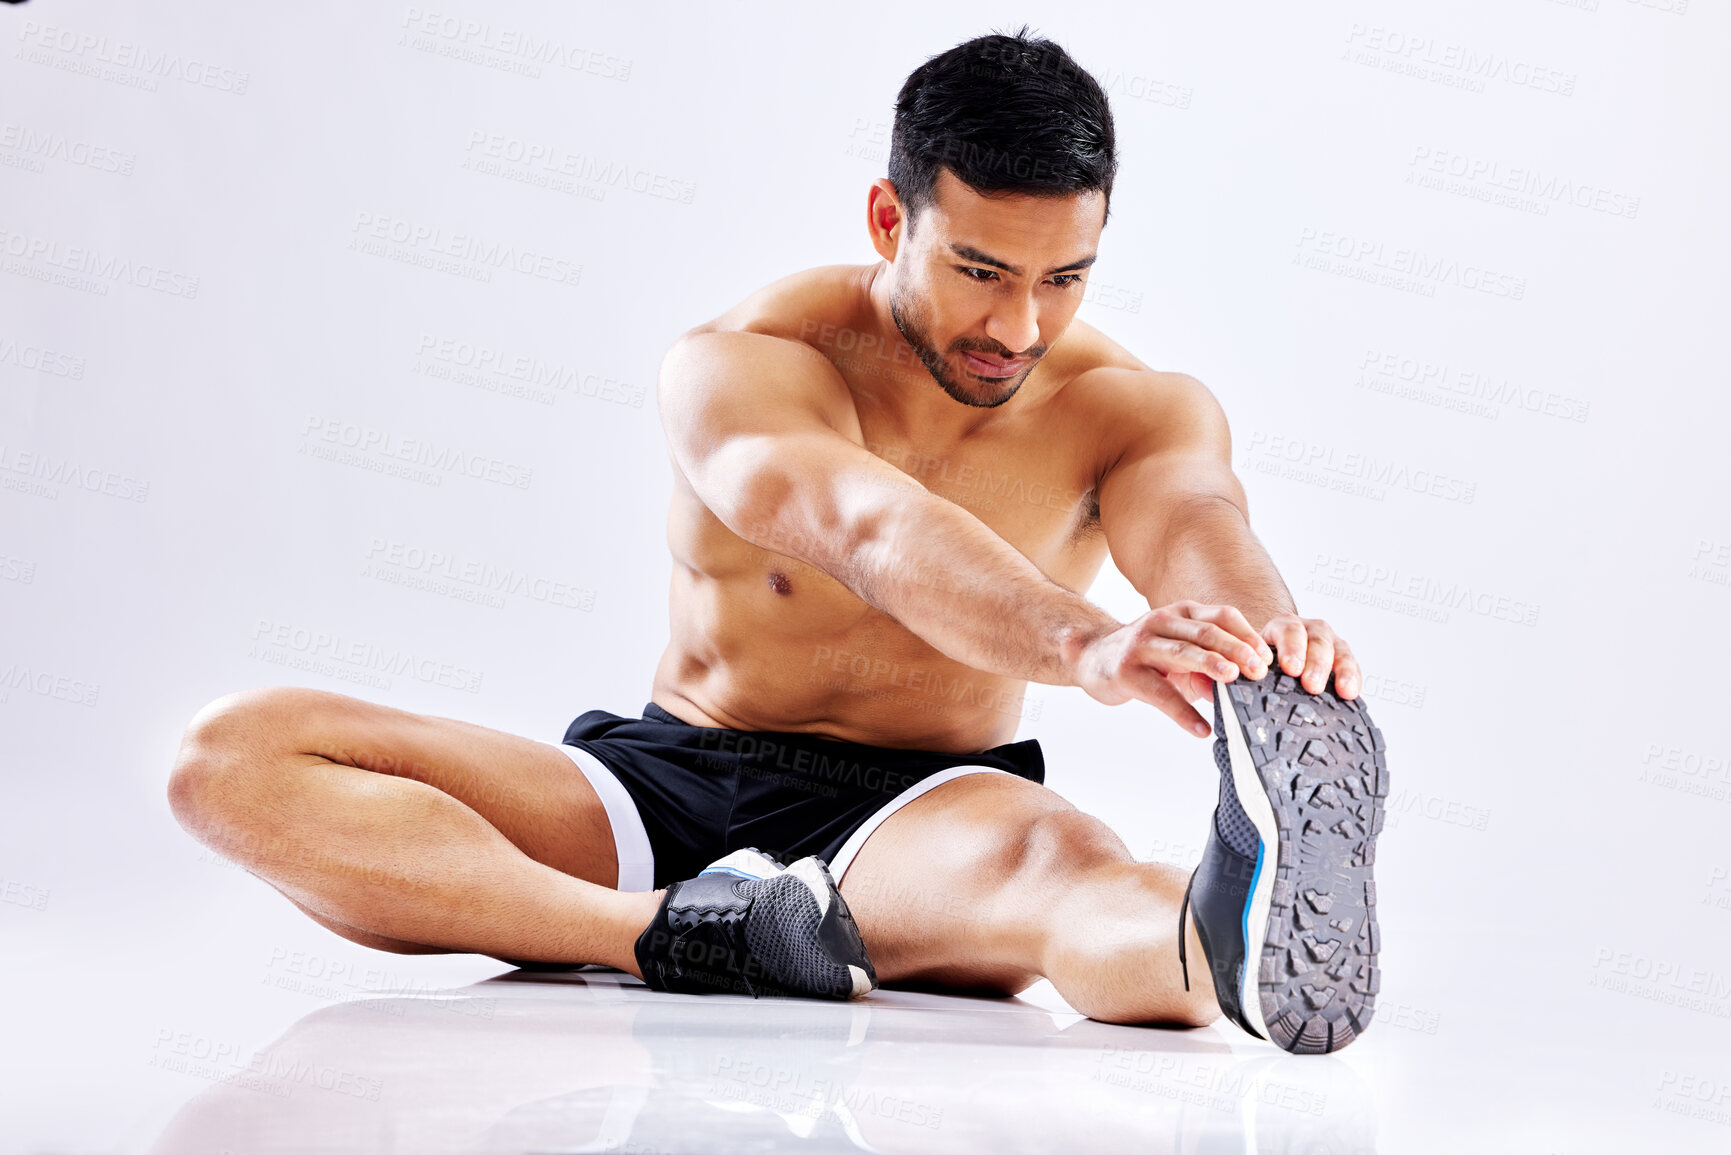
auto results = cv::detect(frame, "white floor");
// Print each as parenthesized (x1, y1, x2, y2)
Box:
(8, 906, 1729, 1155)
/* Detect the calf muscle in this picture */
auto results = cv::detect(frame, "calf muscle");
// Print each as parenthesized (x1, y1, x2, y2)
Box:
(168, 687, 656, 973)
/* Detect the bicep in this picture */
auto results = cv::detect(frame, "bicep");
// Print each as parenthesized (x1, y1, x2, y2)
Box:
(659, 330, 927, 569)
(1096, 375, 1249, 585)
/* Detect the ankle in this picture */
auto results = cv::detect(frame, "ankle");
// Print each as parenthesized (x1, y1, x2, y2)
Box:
(613, 888, 667, 979)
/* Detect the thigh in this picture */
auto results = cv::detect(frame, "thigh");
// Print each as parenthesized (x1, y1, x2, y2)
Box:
(201, 686, 617, 886)
(837, 771, 1131, 993)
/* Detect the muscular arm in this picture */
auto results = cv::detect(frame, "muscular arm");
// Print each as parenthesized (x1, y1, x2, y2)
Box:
(660, 330, 1119, 687)
(1095, 373, 1294, 628)
(1095, 370, 1361, 700)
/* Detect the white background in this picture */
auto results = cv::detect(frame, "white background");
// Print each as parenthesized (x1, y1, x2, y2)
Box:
(3, 1, 1729, 1151)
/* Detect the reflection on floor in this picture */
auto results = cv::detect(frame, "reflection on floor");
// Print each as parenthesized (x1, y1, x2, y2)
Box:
(145, 969, 1377, 1153)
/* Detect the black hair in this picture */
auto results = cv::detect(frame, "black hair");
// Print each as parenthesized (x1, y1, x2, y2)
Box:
(888, 26, 1117, 230)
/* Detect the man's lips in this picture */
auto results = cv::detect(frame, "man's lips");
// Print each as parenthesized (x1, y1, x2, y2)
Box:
(961, 351, 1030, 378)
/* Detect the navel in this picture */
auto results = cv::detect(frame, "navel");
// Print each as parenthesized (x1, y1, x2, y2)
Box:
(767, 570, 793, 596)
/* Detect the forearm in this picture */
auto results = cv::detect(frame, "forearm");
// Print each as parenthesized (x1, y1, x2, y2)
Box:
(841, 491, 1119, 686)
(1139, 497, 1295, 629)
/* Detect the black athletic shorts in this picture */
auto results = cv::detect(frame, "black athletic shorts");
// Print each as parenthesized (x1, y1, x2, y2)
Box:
(557, 702, 1046, 891)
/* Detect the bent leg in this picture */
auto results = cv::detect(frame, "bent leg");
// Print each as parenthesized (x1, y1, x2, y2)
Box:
(838, 773, 1218, 1027)
(167, 687, 660, 971)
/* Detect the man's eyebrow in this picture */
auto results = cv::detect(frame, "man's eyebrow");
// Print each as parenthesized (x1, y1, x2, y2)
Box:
(947, 243, 1098, 277)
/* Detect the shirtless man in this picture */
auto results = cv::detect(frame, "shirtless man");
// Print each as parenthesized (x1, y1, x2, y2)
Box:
(168, 29, 1385, 1054)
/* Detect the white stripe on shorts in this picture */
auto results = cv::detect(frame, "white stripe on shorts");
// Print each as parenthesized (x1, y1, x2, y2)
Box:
(556, 742, 656, 892)
(825, 764, 1010, 885)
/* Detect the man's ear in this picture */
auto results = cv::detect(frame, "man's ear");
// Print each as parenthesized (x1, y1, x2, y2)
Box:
(866, 179, 905, 261)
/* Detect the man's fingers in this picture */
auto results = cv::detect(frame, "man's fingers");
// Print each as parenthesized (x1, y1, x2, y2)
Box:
(1300, 628, 1335, 694)
(1148, 614, 1265, 678)
(1187, 603, 1272, 667)
(1137, 633, 1238, 682)
(1263, 615, 1307, 676)
(1171, 669, 1216, 707)
(1333, 636, 1361, 699)
(1132, 670, 1213, 738)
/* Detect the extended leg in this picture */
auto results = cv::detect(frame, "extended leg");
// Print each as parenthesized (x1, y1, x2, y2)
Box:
(167, 687, 661, 971)
(838, 773, 1219, 1027)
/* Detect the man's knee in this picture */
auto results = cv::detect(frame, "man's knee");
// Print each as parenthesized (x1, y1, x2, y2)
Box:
(167, 686, 311, 837)
(1011, 807, 1129, 887)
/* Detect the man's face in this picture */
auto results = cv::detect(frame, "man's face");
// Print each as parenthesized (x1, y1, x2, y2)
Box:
(888, 168, 1105, 408)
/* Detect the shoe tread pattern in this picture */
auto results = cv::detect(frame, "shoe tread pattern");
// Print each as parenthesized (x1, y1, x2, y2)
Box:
(1230, 672, 1385, 1054)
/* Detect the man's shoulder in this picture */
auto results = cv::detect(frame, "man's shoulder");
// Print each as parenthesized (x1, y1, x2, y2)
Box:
(1057, 325, 1227, 454)
(682, 264, 875, 347)
(660, 266, 872, 422)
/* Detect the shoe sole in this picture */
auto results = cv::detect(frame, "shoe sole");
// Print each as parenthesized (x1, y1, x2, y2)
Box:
(1216, 671, 1385, 1054)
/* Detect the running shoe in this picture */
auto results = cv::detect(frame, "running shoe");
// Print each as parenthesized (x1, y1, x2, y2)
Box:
(1180, 669, 1386, 1053)
(634, 848, 877, 1000)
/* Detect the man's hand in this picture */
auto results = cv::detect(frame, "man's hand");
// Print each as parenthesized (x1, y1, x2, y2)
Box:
(1067, 601, 1276, 738)
(1260, 613, 1361, 700)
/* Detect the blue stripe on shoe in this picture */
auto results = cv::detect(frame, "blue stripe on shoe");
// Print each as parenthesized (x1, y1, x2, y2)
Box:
(1240, 837, 1265, 1030)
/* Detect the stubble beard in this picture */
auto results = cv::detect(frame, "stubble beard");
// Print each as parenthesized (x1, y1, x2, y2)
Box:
(888, 284, 1034, 409)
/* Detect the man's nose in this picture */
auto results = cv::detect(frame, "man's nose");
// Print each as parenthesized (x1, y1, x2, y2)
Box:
(984, 292, 1040, 356)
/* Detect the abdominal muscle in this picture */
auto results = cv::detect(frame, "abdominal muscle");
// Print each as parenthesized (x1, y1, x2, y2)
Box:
(650, 542, 1037, 754)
